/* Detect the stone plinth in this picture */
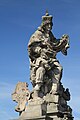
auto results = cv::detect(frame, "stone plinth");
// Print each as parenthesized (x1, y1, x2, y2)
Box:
(18, 99, 47, 120)
(47, 103, 59, 113)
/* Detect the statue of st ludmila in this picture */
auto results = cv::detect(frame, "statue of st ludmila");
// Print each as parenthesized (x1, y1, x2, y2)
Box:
(28, 11, 69, 98)
(12, 11, 73, 120)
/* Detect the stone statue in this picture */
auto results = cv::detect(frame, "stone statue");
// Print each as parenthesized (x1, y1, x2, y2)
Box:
(12, 82, 30, 115)
(28, 11, 69, 98)
(12, 11, 73, 120)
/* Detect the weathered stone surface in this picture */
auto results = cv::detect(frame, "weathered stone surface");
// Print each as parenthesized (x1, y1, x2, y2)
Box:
(47, 103, 59, 113)
(44, 94, 59, 103)
(12, 82, 30, 112)
(28, 11, 69, 99)
(18, 102, 47, 120)
(12, 11, 73, 120)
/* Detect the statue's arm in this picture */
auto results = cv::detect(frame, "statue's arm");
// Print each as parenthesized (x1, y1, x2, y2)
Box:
(52, 34, 69, 53)
(28, 39, 42, 61)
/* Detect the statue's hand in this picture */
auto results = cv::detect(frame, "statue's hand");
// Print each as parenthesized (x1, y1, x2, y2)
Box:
(60, 34, 70, 56)
(61, 34, 69, 43)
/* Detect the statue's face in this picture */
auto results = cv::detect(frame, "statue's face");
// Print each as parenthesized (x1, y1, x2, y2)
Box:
(45, 23, 52, 32)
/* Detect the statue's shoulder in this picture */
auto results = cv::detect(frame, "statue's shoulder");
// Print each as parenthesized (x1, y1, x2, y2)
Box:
(28, 29, 43, 46)
(31, 29, 43, 39)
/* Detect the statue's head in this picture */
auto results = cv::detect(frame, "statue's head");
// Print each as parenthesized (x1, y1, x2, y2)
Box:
(41, 11, 53, 32)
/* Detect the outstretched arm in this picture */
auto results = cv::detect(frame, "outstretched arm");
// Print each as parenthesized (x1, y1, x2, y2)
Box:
(52, 34, 69, 54)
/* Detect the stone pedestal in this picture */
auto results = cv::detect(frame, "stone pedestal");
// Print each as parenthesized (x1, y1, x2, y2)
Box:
(12, 82, 73, 120)
(14, 83, 73, 120)
(47, 103, 59, 113)
(18, 98, 47, 120)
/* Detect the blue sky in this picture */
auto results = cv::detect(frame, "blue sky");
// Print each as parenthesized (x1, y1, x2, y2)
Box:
(0, 0, 80, 119)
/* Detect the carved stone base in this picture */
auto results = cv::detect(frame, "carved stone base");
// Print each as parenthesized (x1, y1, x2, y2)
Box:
(17, 102, 73, 120)
(47, 103, 59, 114)
(18, 100, 47, 120)
(12, 82, 73, 120)
(44, 94, 59, 103)
(46, 102, 73, 120)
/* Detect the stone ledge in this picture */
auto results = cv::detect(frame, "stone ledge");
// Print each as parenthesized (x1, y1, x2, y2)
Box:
(20, 116, 52, 120)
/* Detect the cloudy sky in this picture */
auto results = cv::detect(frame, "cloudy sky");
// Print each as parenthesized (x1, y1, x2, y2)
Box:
(0, 0, 80, 120)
